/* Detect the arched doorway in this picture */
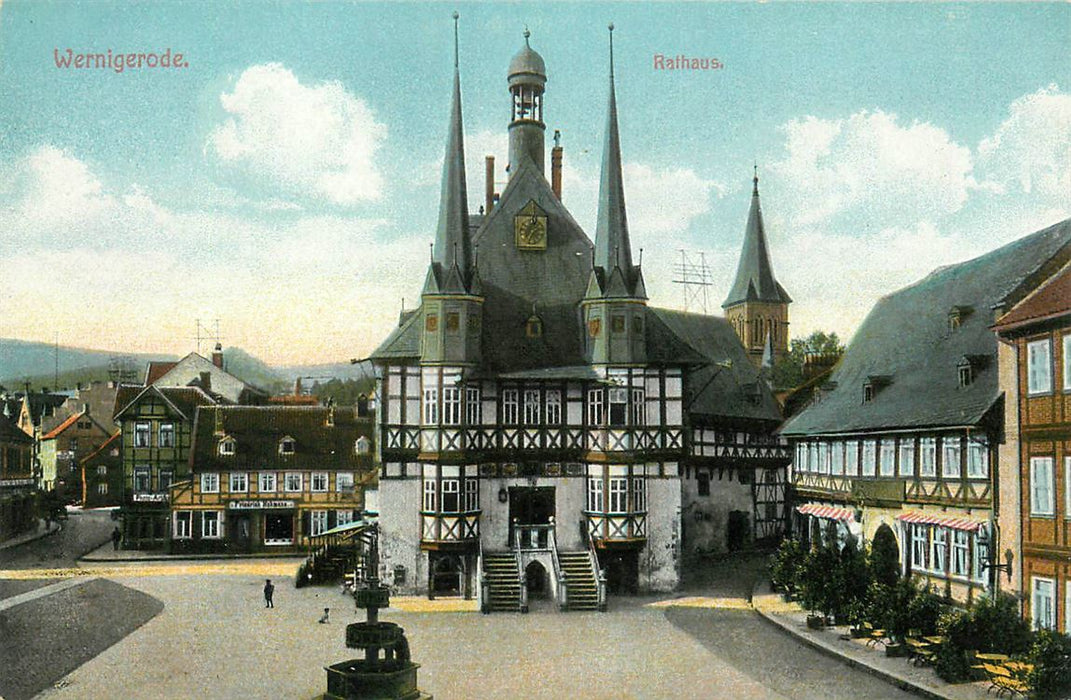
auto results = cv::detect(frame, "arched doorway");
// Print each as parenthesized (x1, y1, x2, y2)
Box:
(871, 523, 901, 586)
(525, 561, 547, 598)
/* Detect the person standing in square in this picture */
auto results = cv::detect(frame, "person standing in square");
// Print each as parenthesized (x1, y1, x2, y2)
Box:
(263, 579, 274, 608)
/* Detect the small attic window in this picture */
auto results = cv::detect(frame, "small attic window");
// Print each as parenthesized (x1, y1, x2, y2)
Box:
(526, 315, 543, 338)
(863, 375, 892, 404)
(355, 436, 371, 455)
(218, 438, 235, 456)
(958, 363, 973, 388)
(279, 437, 296, 455)
(948, 305, 974, 331)
(863, 384, 875, 403)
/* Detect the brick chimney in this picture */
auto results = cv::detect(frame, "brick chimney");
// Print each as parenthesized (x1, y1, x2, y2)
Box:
(199, 372, 212, 393)
(211, 343, 224, 369)
(551, 145, 563, 200)
(485, 156, 495, 214)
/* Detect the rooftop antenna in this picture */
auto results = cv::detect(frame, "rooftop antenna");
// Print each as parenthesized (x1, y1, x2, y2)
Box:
(193, 319, 223, 355)
(672, 249, 714, 313)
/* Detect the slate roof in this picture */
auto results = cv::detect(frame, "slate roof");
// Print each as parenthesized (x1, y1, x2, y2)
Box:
(781, 217, 1071, 436)
(114, 385, 218, 423)
(0, 412, 33, 444)
(647, 308, 782, 425)
(40, 410, 109, 440)
(993, 258, 1071, 333)
(723, 176, 791, 307)
(189, 406, 374, 473)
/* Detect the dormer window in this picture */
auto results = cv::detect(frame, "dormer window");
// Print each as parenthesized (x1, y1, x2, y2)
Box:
(279, 437, 296, 455)
(218, 437, 235, 456)
(948, 305, 974, 331)
(355, 436, 371, 455)
(863, 375, 892, 404)
(958, 363, 973, 387)
(957, 355, 989, 388)
(526, 315, 543, 338)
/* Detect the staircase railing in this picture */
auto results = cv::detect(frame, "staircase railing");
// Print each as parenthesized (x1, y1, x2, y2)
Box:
(512, 529, 529, 613)
(548, 518, 567, 611)
(477, 537, 489, 614)
(587, 530, 607, 612)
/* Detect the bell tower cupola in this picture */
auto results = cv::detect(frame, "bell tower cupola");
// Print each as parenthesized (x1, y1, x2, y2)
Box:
(507, 28, 547, 176)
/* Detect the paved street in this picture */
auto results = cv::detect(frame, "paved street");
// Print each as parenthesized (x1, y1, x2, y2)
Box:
(0, 552, 916, 700)
(0, 509, 115, 571)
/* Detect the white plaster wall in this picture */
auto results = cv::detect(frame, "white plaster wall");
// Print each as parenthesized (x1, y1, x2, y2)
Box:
(377, 477, 426, 595)
(642, 477, 682, 592)
(478, 477, 588, 552)
(680, 469, 753, 557)
(997, 339, 1022, 596)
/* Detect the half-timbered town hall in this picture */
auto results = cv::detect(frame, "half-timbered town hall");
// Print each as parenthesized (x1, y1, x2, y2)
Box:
(369, 23, 790, 608)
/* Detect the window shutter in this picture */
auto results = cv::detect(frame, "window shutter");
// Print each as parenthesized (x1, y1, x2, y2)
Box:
(302, 511, 311, 541)
(327, 510, 336, 530)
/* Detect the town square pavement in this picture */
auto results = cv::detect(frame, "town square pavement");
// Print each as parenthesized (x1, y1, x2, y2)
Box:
(9, 556, 911, 700)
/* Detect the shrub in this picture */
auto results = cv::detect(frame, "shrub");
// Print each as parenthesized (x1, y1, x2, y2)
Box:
(869, 525, 900, 588)
(770, 538, 805, 596)
(800, 542, 840, 616)
(1026, 630, 1071, 699)
(905, 585, 944, 637)
(934, 593, 1032, 683)
(934, 608, 974, 682)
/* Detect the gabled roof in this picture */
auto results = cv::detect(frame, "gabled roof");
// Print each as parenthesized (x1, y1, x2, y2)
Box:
(189, 405, 375, 473)
(0, 412, 33, 445)
(150, 352, 268, 404)
(723, 175, 791, 307)
(781, 217, 1071, 436)
(646, 308, 782, 424)
(40, 410, 110, 440)
(993, 257, 1071, 333)
(145, 361, 178, 385)
(114, 385, 218, 423)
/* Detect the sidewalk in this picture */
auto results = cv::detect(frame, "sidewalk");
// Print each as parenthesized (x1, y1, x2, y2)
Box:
(751, 584, 992, 700)
(80, 541, 308, 562)
(0, 519, 63, 552)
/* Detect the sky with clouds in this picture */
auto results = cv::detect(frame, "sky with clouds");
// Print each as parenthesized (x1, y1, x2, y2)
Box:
(1, 2, 1069, 366)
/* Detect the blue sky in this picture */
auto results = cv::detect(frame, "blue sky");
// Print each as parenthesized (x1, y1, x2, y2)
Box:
(1, 2, 1069, 364)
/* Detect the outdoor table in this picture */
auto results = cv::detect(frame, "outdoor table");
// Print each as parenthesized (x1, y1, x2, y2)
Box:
(923, 636, 945, 645)
(975, 652, 1010, 662)
(1005, 661, 1033, 674)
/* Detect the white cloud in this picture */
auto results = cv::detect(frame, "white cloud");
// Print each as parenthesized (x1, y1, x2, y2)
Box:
(978, 84, 1071, 201)
(771, 110, 975, 229)
(12, 145, 114, 224)
(207, 63, 387, 207)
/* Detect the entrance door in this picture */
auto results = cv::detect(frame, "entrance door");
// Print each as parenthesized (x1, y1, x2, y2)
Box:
(231, 514, 252, 553)
(509, 487, 555, 548)
(264, 512, 294, 545)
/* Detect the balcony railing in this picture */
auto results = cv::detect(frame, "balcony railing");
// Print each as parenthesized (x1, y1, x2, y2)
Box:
(420, 510, 480, 543)
(386, 425, 684, 455)
(511, 521, 553, 551)
(585, 511, 647, 542)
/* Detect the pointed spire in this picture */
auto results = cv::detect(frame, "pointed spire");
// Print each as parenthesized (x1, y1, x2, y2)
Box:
(723, 167, 792, 308)
(432, 10, 473, 290)
(593, 22, 635, 285)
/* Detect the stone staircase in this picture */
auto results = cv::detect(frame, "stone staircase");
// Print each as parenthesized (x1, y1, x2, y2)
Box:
(558, 550, 600, 611)
(482, 552, 524, 613)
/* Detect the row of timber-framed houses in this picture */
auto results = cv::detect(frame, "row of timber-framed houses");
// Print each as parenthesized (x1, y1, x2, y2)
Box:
(0, 412, 36, 544)
(782, 218, 1071, 610)
(367, 26, 790, 608)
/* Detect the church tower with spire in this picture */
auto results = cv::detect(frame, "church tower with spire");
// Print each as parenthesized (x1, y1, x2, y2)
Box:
(420, 13, 483, 367)
(723, 169, 792, 368)
(581, 24, 647, 366)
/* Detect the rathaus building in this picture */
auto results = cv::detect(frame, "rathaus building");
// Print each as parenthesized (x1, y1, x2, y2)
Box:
(369, 24, 790, 609)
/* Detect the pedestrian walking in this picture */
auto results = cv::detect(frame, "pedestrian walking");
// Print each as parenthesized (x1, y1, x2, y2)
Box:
(264, 579, 275, 608)
(318, 607, 330, 624)
(111, 526, 121, 551)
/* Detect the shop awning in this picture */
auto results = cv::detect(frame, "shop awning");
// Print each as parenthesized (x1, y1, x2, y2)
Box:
(796, 503, 855, 522)
(896, 511, 984, 533)
(310, 519, 375, 540)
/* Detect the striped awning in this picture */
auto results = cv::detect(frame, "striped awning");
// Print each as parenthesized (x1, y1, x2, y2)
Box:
(796, 503, 855, 522)
(896, 511, 984, 533)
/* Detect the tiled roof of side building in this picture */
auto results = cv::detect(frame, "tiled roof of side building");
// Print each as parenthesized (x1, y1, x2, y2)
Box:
(781, 217, 1071, 436)
(993, 257, 1071, 332)
(190, 405, 374, 472)
(144, 361, 178, 385)
(114, 385, 218, 422)
(80, 430, 121, 465)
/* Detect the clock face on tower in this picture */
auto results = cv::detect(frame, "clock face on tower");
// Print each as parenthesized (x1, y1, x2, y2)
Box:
(514, 200, 547, 250)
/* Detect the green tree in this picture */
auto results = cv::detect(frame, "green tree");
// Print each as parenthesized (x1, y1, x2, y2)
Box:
(772, 330, 845, 389)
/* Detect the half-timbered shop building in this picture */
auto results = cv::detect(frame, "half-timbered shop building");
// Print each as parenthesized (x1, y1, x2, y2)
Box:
(368, 24, 787, 608)
(168, 405, 376, 554)
(114, 384, 219, 549)
(994, 250, 1071, 632)
(782, 218, 1071, 604)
